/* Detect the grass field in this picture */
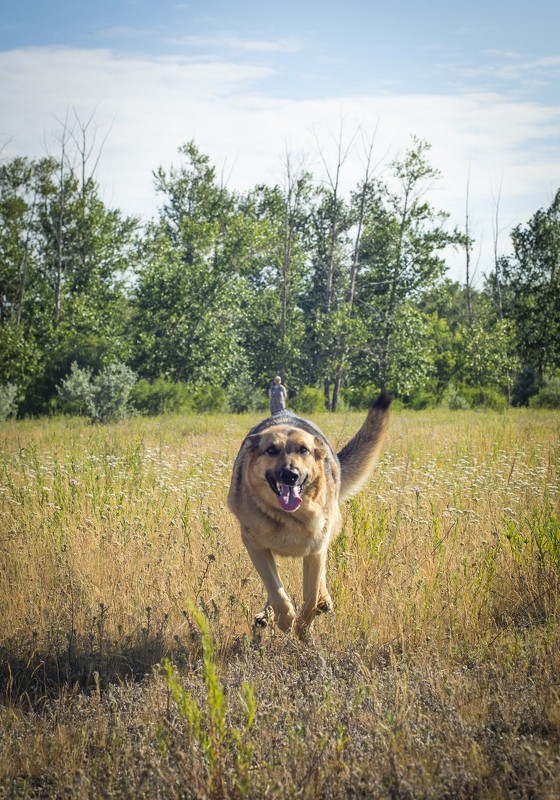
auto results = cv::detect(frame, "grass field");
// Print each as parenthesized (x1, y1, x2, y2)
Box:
(0, 408, 559, 799)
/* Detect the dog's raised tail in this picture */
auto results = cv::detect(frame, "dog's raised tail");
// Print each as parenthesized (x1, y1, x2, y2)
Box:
(337, 391, 391, 503)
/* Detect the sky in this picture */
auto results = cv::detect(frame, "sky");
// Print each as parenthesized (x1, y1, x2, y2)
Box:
(1, 0, 559, 283)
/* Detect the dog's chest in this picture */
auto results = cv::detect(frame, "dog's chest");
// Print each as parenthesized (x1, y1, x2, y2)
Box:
(245, 502, 340, 558)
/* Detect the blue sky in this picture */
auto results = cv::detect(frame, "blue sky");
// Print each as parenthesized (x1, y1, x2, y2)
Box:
(1, 0, 559, 281)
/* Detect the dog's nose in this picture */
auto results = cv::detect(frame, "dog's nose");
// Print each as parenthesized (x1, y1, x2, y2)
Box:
(279, 467, 299, 485)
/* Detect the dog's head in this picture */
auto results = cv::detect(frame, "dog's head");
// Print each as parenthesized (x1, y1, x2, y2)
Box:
(244, 425, 329, 513)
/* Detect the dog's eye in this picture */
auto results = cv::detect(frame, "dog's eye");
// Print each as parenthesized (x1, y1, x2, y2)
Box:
(266, 445, 279, 456)
(299, 445, 309, 455)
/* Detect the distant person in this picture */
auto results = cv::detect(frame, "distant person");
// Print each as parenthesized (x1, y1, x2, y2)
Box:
(269, 375, 287, 414)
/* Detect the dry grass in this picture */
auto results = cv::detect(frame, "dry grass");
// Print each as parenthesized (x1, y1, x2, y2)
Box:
(0, 408, 559, 798)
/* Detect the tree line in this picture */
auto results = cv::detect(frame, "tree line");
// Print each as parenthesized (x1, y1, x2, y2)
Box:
(1, 125, 559, 419)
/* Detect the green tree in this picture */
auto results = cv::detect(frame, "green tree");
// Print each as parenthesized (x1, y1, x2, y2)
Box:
(132, 142, 256, 390)
(0, 157, 47, 394)
(455, 319, 518, 393)
(304, 184, 353, 409)
(33, 161, 138, 411)
(382, 303, 435, 396)
(0, 144, 139, 413)
(494, 189, 560, 401)
(354, 138, 464, 393)
(239, 163, 311, 396)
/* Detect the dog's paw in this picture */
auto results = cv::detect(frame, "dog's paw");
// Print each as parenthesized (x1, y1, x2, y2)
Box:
(275, 608, 296, 633)
(253, 605, 274, 629)
(316, 598, 334, 615)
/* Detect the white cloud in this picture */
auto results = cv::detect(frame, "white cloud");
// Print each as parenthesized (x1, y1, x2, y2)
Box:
(173, 34, 302, 53)
(454, 52, 560, 86)
(1, 46, 559, 281)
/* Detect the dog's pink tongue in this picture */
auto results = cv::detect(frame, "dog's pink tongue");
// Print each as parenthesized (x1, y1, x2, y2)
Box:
(277, 484, 302, 512)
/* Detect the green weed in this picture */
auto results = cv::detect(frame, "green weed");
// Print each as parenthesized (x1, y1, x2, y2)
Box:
(164, 603, 256, 799)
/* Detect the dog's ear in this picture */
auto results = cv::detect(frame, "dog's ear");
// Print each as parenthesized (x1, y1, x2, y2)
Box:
(313, 436, 328, 459)
(245, 433, 261, 450)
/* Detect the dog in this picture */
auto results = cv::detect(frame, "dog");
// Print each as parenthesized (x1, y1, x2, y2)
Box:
(228, 392, 391, 639)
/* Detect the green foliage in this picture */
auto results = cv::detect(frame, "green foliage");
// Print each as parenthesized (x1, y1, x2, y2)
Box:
(291, 385, 326, 414)
(406, 390, 438, 410)
(529, 375, 560, 408)
(92, 363, 138, 422)
(0, 383, 19, 420)
(0, 151, 138, 415)
(102, 372, 267, 418)
(241, 178, 311, 390)
(341, 383, 382, 410)
(189, 384, 227, 414)
(498, 190, 560, 381)
(132, 142, 252, 387)
(2, 135, 560, 416)
(462, 386, 508, 411)
(455, 319, 518, 392)
(56, 362, 95, 417)
(446, 384, 507, 411)
(446, 385, 470, 411)
(354, 138, 464, 393)
(511, 365, 542, 407)
(57, 361, 137, 422)
(226, 375, 268, 414)
(385, 304, 435, 396)
(163, 604, 256, 798)
(130, 377, 191, 416)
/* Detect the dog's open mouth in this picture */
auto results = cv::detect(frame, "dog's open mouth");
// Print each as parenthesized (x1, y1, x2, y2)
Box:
(267, 475, 306, 512)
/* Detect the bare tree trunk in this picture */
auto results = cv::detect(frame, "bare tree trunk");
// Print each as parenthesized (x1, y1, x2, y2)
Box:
(379, 190, 409, 386)
(316, 123, 353, 315)
(65, 104, 108, 193)
(465, 170, 473, 325)
(492, 182, 504, 320)
(53, 148, 65, 329)
(333, 129, 378, 407)
(315, 122, 357, 410)
(15, 196, 36, 328)
(492, 182, 514, 403)
(50, 107, 108, 328)
(278, 149, 309, 379)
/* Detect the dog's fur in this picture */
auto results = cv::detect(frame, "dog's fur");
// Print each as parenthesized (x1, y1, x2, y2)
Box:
(228, 392, 391, 638)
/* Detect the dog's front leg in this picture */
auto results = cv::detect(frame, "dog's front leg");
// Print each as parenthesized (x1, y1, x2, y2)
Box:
(296, 549, 329, 639)
(242, 536, 296, 632)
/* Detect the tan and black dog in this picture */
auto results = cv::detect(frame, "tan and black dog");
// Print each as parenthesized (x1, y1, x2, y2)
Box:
(228, 392, 391, 638)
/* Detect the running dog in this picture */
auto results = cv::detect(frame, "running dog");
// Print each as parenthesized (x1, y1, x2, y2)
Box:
(228, 392, 391, 638)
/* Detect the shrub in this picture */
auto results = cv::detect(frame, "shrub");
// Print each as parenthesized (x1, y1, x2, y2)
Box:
(463, 387, 508, 411)
(0, 383, 19, 420)
(446, 385, 470, 410)
(529, 376, 560, 409)
(131, 378, 192, 416)
(57, 362, 137, 423)
(57, 363, 96, 417)
(341, 383, 382, 410)
(406, 390, 438, 410)
(512, 365, 542, 406)
(92, 363, 138, 422)
(446, 384, 508, 411)
(189, 384, 227, 414)
(291, 386, 325, 415)
(227, 377, 268, 414)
